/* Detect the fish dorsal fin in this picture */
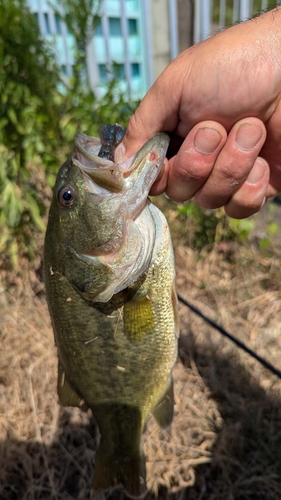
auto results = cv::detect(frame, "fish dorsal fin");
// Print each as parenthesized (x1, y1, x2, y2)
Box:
(152, 377, 174, 429)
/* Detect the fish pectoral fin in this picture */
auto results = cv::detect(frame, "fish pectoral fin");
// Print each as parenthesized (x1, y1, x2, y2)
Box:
(123, 294, 154, 342)
(57, 362, 88, 411)
(152, 377, 174, 429)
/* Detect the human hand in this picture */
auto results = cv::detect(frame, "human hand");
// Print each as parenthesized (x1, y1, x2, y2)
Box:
(122, 8, 281, 218)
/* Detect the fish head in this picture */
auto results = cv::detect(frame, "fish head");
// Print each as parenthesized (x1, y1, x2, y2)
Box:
(48, 131, 169, 255)
(45, 131, 169, 300)
(47, 145, 123, 256)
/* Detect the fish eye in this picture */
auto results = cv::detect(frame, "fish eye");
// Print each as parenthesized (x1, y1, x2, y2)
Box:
(58, 186, 75, 207)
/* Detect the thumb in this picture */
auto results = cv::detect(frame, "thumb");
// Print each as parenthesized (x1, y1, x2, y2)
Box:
(122, 63, 182, 158)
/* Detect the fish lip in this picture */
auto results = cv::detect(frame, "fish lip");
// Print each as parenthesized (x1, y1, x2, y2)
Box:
(73, 131, 170, 178)
(72, 131, 170, 197)
(119, 132, 170, 177)
(74, 133, 106, 162)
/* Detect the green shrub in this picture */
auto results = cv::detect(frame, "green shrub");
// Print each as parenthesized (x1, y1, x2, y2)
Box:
(177, 201, 255, 250)
(0, 0, 64, 264)
(0, 0, 136, 266)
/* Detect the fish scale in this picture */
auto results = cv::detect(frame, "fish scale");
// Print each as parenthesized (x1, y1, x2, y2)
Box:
(44, 128, 178, 498)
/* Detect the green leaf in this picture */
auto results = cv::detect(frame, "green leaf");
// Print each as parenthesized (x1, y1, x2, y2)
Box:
(266, 221, 279, 237)
(1, 180, 23, 227)
(259, 237, 271, 250)
(229, 218, 255, 239)
(25, 192, 46, 231)
(7, 107, 18, 127)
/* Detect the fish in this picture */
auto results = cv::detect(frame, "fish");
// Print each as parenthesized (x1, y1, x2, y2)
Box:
(44, 126, 179, 498)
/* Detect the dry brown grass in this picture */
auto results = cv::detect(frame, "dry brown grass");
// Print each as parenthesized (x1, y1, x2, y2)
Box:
(1, 204, 281, 500)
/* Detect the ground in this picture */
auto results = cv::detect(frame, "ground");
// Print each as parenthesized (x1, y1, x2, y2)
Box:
(1, 201, 281, 500)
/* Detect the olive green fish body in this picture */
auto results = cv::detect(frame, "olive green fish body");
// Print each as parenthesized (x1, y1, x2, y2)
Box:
(44, 130, 178, 498)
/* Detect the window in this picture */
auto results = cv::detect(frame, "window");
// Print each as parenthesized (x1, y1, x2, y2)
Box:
(95, 17, 103, 36)
(99, 64, 108, 82)
(109, 17, 121, 36)
(61, 64, 67, 75)
(44, 13, 51, 35)
(128, 19, 138, 35)
(113, 64, 125, 80)
(55, 14, 62, 35)
(131, 63, 140, 78)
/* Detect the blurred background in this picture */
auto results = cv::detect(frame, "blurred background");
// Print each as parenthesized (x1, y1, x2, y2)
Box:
(1, 2, 281, 500)
(27, 0, 281, 100)
(1, 0, 281, 262)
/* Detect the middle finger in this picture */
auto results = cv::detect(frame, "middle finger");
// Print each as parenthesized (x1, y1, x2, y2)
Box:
(195, 118, 266, 208)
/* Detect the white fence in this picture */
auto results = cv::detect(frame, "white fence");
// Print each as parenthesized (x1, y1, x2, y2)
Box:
(194, 0, 281, 43)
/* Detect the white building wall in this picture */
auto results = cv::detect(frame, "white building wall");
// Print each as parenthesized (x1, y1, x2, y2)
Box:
(28, 1, 279, 100)
(27, 0, 166, 100)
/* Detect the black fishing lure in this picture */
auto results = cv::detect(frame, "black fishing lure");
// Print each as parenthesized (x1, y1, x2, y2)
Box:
(98, 124, 126, 162)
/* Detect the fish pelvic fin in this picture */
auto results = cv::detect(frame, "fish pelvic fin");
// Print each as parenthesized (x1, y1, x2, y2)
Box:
(57, 362, 88, 411)
(93, 445, 146, 499)
(152, 376, 174, 429)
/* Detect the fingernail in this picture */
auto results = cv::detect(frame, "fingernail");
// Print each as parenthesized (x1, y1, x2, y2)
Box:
(115, 142, 125, 162)
(235, 123, 263, 151)
(246, 158, 266, 185)
(194, 127, 222, 154)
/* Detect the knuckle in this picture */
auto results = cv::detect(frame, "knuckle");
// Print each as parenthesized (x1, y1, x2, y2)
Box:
(127, 113, 144, 138)
(217, 160, 248, 184)
(173, 156, 212, 183)
(225, 190, 265, 218)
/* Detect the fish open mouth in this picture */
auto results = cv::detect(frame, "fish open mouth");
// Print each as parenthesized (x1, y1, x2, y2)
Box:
(72, 131, 170, 195)
(73, 133, 124, 193)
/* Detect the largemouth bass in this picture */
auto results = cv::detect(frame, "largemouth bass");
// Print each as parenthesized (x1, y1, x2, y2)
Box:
(44, 127, 178, 498)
